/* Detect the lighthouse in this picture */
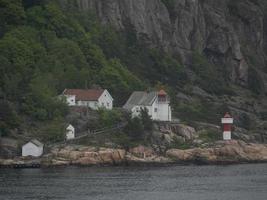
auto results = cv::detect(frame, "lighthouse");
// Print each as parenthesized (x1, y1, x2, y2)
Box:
(221, 113, 233, 140)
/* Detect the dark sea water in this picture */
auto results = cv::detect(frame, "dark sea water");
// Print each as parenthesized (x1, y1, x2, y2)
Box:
(0, 164, 267, 200)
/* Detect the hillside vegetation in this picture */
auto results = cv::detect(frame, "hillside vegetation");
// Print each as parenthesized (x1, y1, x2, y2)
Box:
(0, 0, 266, 139)
(0, 0, 185, 136)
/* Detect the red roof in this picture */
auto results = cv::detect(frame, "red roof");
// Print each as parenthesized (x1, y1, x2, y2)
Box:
(158, 89, 167, 96)
(224, 112, 232, 118)
(63, 89, 104, 101)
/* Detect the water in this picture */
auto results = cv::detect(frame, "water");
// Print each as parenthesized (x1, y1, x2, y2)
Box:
(0, 164, 267, 200)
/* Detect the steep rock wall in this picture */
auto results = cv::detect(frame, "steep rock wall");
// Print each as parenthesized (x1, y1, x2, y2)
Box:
(74, 0, 267, 87)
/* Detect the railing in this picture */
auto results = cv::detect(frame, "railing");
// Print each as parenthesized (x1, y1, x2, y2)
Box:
(72, 122, 127, 140)
(47, 122, 128, 147)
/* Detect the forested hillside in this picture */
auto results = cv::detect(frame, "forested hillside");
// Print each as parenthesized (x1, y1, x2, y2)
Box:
(0, 0, 186, 136)
(1, 0, 267, 138)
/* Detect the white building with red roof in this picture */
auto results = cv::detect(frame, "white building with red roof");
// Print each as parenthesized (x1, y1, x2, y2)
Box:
(62, 88, 113, 110)
(123, 89, 172, 121)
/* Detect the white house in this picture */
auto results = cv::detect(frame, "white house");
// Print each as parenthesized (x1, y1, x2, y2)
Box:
(62, 88, 113, 110)
(22, 139, 44, 157)
(66, 124, 75, 140)
(123, 90, 172, 121)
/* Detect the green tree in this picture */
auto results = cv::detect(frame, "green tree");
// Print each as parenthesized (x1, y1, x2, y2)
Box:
(40, 118, 65, 142)
(191, 52, 228, 94)
(0, 0, 25, 35)
(125, 116, 145, 141)
(140, 107, 153, 131)
(0, 100, 20, 136)
(99, 59, 144, 105)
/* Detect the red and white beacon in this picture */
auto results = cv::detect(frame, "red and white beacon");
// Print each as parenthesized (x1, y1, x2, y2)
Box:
(221, 113, 233, 140)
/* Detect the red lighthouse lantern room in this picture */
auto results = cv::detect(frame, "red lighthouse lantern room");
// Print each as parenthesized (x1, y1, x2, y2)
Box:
(221, 113, 233, 140)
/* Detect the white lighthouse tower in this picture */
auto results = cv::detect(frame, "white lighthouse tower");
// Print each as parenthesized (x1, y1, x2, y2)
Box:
(221, 113, 234, 140)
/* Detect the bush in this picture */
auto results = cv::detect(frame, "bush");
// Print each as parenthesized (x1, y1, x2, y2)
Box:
(40, 118, 65, 142)
(168, 137, 191, 150)
(0, 100, 20, 136)
(124, 117, 145, 141)
(97, 108, 123, 128)
(191, 52, 231, 95)
(248, 67, 264, 95)
(198, 129, 221, 142)
(140, 107, 153, 131)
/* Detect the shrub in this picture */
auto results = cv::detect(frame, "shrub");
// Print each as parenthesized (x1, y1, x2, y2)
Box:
(191, 52, 230, 95)
(248, 67, 264, 95)
(124, 117, 145, 141)
(40, 118, 65, 142)
(198, 129, 221, 142)
(97, 108, 123, 128)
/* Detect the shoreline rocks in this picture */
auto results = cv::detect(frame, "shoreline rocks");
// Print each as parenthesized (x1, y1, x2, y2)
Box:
(167, 140, 267, 164)
(1, 141, 267, 168)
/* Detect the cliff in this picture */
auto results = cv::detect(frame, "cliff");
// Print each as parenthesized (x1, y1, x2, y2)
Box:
(74, 0, 267, 88)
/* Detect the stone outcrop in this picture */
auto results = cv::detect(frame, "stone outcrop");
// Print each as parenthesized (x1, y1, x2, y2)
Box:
(40, 145, 171, 166)
(1, 141, 267, 167)
(71, 0, 267, 87)
(166, 140, 267, 164)
(171, 124, 198, 141)
(42, 146, 126, 166)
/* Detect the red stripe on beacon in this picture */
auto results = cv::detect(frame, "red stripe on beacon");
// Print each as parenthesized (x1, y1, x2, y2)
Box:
(221, 112, 233, 140)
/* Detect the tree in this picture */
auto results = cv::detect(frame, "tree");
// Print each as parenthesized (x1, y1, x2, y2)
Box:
(140, 107, 153, 131)
(125, 116, 145, 141)
(41, 118, 65, 142)
(0, 0, 25, 36)
(99, 59, 144, 105)
(0, 100, 20, 136)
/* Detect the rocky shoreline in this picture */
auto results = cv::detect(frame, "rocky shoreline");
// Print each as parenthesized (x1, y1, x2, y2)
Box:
(1, 140, 267, 168)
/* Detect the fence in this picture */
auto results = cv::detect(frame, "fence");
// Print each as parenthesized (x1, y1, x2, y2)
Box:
(47, 122, 127, 147)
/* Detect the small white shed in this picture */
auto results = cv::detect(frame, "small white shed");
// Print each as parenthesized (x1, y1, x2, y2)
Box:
(66, 124, 75, 140)
(22, 139, 44, 157)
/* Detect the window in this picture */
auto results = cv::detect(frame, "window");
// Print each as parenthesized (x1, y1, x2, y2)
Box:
(102, 103, 104, 106)
(154, 108, 158, 112)
(107, 103, 110, 107)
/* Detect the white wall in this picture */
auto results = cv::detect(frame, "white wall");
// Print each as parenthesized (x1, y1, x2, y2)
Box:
(77, 100, 99, 109)
(148, 101, 157, 120)
(66, 125, 75, 140)
(223, 131, 231, 140)
(130, 97, 172, 122)
(65, 95, 76, 106)
(127, 92, 173, 121)
(157, 102, 171, 121)
(98, 90, 113, 110)
(22, 143, 43, 157)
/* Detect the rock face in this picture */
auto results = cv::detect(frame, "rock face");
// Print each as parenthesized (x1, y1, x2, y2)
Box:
(171, 124, 198, 141)
(73, 0, 267, 87)
(42, 146, 126, 166)
(166, 140, 267, 164)
(0, 138, 19, 158)
(41, 145, 171, 166)
(1, 141, 267, 166)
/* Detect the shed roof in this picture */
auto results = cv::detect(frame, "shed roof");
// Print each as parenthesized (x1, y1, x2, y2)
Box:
(63, 89, 104, 101)
(224, 112, 232, 118)
(123, 91, 158, 110)
(158, 89, 167, 96)
(28, 139, 43, 147)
